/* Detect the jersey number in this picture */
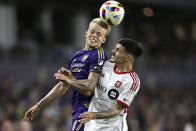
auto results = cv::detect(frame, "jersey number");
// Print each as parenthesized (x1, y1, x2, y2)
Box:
(72, 120, 83, 131)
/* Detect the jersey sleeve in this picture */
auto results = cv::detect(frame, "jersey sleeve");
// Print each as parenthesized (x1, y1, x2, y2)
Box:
(116, 80, 140, 108)
(89, 47, 107, 74)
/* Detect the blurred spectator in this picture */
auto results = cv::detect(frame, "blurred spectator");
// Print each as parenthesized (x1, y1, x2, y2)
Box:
(17, 121, 32, 131)
(1, 120, 15, 131)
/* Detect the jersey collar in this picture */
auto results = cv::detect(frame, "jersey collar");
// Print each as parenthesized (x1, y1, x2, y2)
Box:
(113, 64, 134, 74)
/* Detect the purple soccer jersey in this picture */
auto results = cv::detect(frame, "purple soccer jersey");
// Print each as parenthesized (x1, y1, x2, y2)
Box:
(66, 47, 107, 121)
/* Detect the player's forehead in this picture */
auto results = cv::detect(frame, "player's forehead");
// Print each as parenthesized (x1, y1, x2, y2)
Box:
(115, 43, 125, 51)
(88, 23, 107, 35)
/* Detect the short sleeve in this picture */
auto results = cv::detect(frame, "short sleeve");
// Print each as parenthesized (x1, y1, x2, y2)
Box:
(89, 47, 107, 74)
(116, 80, 140, 108)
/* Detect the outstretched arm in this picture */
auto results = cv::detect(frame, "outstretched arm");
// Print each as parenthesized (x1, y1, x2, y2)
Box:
(79, 102, 125, 123)
(23, 81, 70, 121)
(36, 81, 69, 109)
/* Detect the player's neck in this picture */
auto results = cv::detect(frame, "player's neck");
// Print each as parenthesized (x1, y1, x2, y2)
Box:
(116, 62, 133, 73)
(84, 44, 99, 51)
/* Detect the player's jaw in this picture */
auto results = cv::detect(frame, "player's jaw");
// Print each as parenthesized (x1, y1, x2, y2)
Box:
(110, 51, 126, 64)
(87, 36, 102, 48)
(110, 55, 126, 64)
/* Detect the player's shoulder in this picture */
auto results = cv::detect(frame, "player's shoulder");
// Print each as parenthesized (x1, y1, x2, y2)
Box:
(91, 47, 106, 60)
(71, 49, 82, 57)
(102, 60, 115, 69)
(129, 71, 140, 81)
(104, 60, 114, 66)
(129, 71, 140, 92)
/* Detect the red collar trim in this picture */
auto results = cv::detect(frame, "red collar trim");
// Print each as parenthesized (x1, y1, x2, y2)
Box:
(113, 65, 134, 74)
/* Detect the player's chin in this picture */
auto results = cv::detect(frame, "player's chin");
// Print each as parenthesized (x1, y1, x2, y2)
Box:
(88, 40, 96, 45)
(109, 58, 115, 63)
(88, 39, 97, 44)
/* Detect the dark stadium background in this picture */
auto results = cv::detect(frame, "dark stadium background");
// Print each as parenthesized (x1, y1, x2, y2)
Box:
(0, 0, 195, 131)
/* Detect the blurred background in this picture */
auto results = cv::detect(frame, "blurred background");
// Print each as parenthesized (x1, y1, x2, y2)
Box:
(0, 0, 196, 131)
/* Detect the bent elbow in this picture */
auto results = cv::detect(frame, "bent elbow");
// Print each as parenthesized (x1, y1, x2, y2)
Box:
(85, 91, 94, 98)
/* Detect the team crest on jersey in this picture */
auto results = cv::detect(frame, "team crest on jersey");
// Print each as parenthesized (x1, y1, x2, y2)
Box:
(115, 80, 122, 88)
(82, 55, 89, 62)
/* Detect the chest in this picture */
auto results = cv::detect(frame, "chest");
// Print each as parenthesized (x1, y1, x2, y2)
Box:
(96, 69, 131, 101)
(70, 54, 90, 73)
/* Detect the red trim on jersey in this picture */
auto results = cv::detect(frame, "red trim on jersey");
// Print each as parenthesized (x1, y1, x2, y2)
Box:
(113, 65, 134, 74)
(132, 73, 139, 92)
(130, 73, 135, 91)
(130, 72, 139, 92)
(124, 108, 128, 114)
(133, 73, 139, 92)
(116, 99, 128, 108)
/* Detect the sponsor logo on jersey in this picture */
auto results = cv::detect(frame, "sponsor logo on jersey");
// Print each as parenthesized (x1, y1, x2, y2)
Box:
(108, 89, 119, 100)
(82, 55, 89, 62)
(97, 83, 107, 92)
(71, 63, 85, 68)
(115, 80, 122, 88)
(71, 68, 82, 72)
(93, 66, 101, 70)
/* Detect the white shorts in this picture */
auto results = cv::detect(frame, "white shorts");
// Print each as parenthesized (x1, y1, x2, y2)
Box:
(84, 117, 128, 131)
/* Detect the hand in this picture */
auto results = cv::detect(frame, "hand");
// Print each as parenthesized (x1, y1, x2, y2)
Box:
(59, 67, 73, 77)
(23, 105, 40, 121)
(54, 67, 75, 84)
(79, 112, 96, 123)
(54, 73, 73, 84)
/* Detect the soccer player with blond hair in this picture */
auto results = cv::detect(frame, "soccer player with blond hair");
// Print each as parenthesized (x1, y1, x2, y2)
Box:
(23, 18, 111, 131)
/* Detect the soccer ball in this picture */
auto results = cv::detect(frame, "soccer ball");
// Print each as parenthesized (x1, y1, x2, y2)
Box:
(99, 0, 125, 26)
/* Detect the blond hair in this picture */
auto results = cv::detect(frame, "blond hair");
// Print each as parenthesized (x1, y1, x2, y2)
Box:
(89, 18, 111, 37)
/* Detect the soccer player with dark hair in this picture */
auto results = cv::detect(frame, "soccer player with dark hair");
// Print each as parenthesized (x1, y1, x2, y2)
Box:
(55, 38, 143, 131)
(23, 18, 111, 131)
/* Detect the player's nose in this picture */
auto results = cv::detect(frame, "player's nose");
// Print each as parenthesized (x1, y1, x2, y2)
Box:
(91, 33, 97, 38)
(111, 49, 115, 54)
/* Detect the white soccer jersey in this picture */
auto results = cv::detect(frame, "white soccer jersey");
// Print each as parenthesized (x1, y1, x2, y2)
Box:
(84, 61, 140, 131)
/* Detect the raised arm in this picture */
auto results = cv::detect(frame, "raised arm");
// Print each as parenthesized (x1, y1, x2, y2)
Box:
(79, 102, 124, 123)
(54, 68, 99, 97)
(71, 72, 99, 97)
(23, 81, 70, 121)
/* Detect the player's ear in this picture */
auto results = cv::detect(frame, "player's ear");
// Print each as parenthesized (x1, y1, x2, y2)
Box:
(127, 55, 134, 62)
(102, 37, 106, 43)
